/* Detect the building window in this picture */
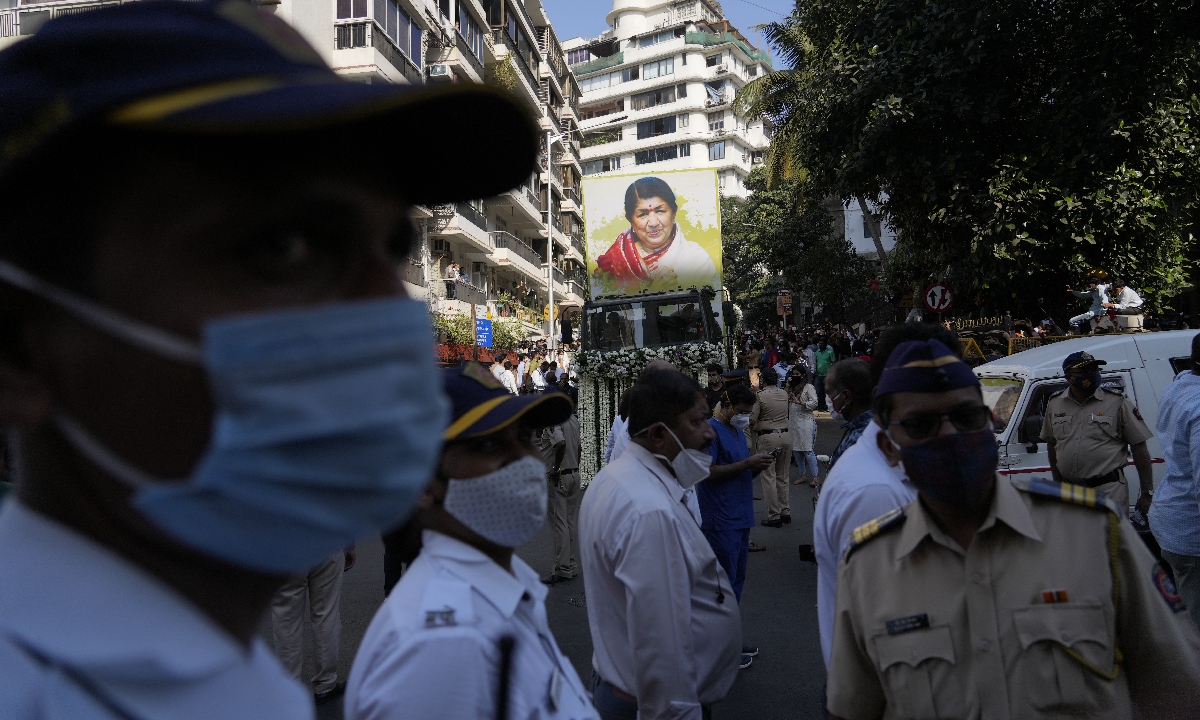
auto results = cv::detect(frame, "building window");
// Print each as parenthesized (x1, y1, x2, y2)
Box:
(747, 65, 758, 77)
(680, 53, 687, 66)
(677, 83, 687, 98)
(640, 27, 684, 47)
(678, 113, 689, 127)
(705, 53, 722, 67)
(631, 84, 679, 110)
(583, 157, 621, 175)
(708, 141, 725, 161)
(579, 66, 638, 93)
(708, 111, 724, 131)
(679, 142, 691, 157)
(458, 3, 485, 63)
(637, 115, 677, 139)
(642, 57, 674, 80)
(336, 22, 368, 48)
(337, 0, 367, 19)
(635, 144, 679, 165)
(567, 48, 592, 65)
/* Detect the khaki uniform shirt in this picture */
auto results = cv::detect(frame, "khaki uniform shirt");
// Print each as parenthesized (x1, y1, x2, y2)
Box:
(828, 475, 1200, 720)
(1039, 387, 1153, 480)
(751, 387, 790, 431)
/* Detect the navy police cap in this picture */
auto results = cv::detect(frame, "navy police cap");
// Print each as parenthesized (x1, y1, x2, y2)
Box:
(0, 0, 538, 203)
(1063, 351, 1107, 373)
(442, 362, 572, 441)
(875, 339, 980, 396)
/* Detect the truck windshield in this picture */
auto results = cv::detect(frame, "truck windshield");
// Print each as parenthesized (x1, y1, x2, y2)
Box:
(585, 299, 709, 351)
(980, 376, 1024, 434)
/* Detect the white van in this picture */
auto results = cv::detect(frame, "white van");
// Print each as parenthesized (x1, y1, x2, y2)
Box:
(975, 330, 1196, 504)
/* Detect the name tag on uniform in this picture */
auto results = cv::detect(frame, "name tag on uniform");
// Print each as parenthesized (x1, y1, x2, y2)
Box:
(547, 668, 563, 712)
(886, 614, 930, 636)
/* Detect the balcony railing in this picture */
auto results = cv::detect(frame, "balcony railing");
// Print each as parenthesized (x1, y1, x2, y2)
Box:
(442, 280, 487, 306)
(490, 231, 544, 270)
(494, 30, 538, 95)
(685, 30, 772, 66)
(570, 52, 623, 76)
(456, 29, 484, 78)
(566, 279, 588, 299)
(402, 258, 426, 287)
(548, 265, 566, 285)
(455, 201, 487, 232)
(526, 187, 542, 213)
(0, 11, 14, 36)
(334, 21, 422, 84)
(570, 232, 585, 257)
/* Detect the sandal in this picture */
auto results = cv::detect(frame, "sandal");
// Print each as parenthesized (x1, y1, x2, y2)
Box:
(809, 480, 818, 488)
(793, 479, 804, 486)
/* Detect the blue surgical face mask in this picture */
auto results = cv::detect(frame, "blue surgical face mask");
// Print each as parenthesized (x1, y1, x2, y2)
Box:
(0, 259, 448, 574)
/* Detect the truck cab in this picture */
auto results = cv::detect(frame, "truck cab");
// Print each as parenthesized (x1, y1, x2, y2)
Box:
(976, 330, 1195, 504)
(581, 288, 723, 351)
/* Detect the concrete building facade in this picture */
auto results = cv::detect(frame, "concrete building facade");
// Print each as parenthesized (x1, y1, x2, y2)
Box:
(563, 0, 773, 198)
(0, 0, 587, 337)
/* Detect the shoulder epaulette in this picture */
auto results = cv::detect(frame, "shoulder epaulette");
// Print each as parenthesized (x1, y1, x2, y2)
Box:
(844, 507, 906, 559)
(1011, 476, 1121, 515)
(1048, 388, 1068, 399)
(1100, 385, 1125, 397)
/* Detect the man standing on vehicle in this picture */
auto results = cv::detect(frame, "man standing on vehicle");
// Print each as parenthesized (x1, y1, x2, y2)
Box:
(1041, 351, 1154, 509)
(1068, 276, 1110, 330)
(1103, 278, 1145, 322)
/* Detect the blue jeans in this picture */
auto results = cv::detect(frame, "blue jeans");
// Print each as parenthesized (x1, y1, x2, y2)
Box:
(794, 450, 817, 478)
(703, 527, 749, 602)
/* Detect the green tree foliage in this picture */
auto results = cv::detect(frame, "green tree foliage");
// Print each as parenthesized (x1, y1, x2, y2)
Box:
(432, 310, 531, 349)
(722, 169, 883, 327)
(737, 0, 1200, 310)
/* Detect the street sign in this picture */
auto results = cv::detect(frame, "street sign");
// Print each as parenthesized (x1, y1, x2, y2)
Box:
(776, 289, 793, 315)
(474, 318, 493, 348)
(475, 304, 488, 320)
(923, 284, 955, 313)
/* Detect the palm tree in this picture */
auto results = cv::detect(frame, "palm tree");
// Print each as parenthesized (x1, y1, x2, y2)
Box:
(735, 13, 890, 259)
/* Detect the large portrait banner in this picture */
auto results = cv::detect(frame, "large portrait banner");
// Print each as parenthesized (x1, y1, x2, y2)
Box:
(582, 168, 723, 299)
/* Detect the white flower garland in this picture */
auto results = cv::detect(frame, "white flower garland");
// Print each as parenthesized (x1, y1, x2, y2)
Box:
(577, 342, 723, 486)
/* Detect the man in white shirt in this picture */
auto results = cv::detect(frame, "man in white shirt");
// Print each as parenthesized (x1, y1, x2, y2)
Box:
(1103, 277, 1145, 317)
(580, 367, 741, 720)
(812, 323, 962, 668)
(347, 363, 595, 720)
(490, 352, 508, 381)
(515, 352, 528, 391)
(0, 4, 537, 717)
(532, 361, 548, 392)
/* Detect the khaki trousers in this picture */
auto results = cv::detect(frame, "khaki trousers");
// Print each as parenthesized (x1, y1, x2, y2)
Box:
(550, 470, 583, 577)
(1096, 475, 1129, 511)
(271, 552, 345, 693)
(757, 430, 791, 520)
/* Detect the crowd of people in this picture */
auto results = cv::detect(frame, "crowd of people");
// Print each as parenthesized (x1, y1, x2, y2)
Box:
(1, 7, 1200, 720)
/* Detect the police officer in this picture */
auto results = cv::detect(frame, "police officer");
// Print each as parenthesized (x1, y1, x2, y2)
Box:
(346, 363, 598, 720)
(1041, 351, 1154, 510)
(827, 340, 1200, 720)
(0, 3, 537, 718)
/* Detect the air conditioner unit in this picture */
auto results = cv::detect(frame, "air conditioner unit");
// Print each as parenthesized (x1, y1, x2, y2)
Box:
(715, 128, 726, 136)
(426, 64, 454, 81)
(752, 156, 764, 164)
(431, 239, 452, 255)
(715, 64, 728, 74)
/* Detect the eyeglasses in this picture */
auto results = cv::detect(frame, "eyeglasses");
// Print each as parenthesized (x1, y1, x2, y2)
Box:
(889, 405, 992, 441)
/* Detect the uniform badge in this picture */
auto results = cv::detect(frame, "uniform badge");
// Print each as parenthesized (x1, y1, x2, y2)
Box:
(1040, 589, 1070, 603)
(885, 613, 930, 636)
(1152, 563, 1186, 613)
(1133, 406, 1144, 421)
(425, 605, 458, 628)
(462, 361, 504, 389)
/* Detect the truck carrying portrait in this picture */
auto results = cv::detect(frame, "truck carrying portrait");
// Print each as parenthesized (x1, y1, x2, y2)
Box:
(582, 168, 723, 298)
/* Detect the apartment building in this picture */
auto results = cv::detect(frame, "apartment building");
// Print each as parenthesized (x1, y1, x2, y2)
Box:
(0, 0, 588, 337)
(563, 0, 773, 198)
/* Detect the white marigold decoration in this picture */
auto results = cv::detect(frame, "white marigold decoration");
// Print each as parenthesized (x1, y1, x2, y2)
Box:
(576, 342, 724, 485)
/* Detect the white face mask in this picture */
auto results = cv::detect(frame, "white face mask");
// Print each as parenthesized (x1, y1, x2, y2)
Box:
(443, 455, 548, 548)
(645, 423, 712, 489)
(730, 413, 751, 431)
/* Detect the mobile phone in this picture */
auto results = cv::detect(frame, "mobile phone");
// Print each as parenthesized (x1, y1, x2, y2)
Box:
(770, 446, 784, 457)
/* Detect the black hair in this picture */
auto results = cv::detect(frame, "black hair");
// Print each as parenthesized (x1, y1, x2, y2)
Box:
(623, 177, 678, 222)
(869, 322, 963, 390)
(627, 368, 704, 436)
(706, 363, 724, 374)
(1111, 277, 1126, 287)
(1191, 333, 1200, 374)
(1087, 275, 1103, 285)
(829, 358, 871, 407)
(493, 351, 506, 362)
(761, 368, 778, 386)
(618, 388, 633, 420)
(725, 383, 757, 408)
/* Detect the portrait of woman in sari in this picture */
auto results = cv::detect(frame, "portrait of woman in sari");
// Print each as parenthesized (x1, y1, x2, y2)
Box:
(592, 176, 719, 295)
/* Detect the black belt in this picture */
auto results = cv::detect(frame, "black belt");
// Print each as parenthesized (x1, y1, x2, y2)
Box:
(558, 468, 578, 475)
(1066, 467, 1122, 489)
(758, 428, 788, 435)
